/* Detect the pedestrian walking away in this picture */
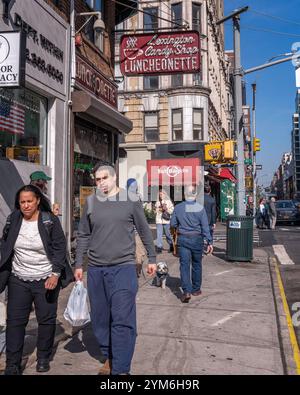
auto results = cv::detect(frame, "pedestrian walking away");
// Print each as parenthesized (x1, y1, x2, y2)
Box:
(155, 189, 174, 254)
(74, 162, 156, 375)
(170, 185, 213, 303)
(0, 185, 73, 375)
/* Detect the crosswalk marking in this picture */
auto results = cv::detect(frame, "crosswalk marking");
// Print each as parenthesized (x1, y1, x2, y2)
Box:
(273, 244, 295, 265)
(213, 231, 260, 244)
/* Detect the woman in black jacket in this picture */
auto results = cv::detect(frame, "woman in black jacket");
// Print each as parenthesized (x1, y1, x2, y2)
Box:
(0, 185, 71, 375)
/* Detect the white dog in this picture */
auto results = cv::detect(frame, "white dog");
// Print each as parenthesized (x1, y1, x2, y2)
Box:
(154, 261, 169, 289)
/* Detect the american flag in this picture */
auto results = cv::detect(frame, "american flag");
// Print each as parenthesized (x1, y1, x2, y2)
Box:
(0, 98, 25, 135)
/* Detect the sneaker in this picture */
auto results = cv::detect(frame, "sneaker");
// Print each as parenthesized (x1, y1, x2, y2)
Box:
(98, 359, 112, 375)
(155, 247, 162, 254)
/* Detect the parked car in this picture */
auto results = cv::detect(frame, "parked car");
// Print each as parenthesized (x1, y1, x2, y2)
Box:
(275, 200, 300, 224)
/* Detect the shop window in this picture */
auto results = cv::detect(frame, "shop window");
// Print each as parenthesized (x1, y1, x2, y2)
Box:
(192, 3, 202, 32)
(83, 0, 104, 52)
(0, 88, 47, 164)
(73, 119, 113, 223)
(172, 109, 183, 141)
(144, 112, 159, 142)
(144, 76, 159, 90)
(193, 109, 203, 140)
(85, 0, 102, 11)
(171, 74, 183, 88)
(53, 0, 61, 8)
(143, 7, 158, 31)
(171, 3, 183, 29)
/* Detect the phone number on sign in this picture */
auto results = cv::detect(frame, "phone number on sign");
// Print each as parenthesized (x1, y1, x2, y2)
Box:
(25, 49, 64, 84)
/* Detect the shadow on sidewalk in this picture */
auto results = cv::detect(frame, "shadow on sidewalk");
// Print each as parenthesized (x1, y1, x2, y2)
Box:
(59, 324, 105, 363)
(165, 275, 182, 301)
(210, 246, 227, 262)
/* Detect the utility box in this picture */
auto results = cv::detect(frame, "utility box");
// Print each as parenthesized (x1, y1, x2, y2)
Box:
(226, 215, 253, 261)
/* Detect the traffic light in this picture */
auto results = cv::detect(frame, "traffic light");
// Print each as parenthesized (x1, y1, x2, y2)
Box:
(253, 137, 261, 152)
(223, 140, 235, 160)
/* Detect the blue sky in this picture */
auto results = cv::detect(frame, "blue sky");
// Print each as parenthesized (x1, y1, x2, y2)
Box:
(224, 0, 300, 186)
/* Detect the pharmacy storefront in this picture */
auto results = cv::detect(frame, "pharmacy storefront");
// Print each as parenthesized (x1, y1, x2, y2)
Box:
(0, 0, 69, 233)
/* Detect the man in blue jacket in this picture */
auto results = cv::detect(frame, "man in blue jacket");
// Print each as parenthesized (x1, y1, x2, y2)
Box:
(170, 185, 213, 303)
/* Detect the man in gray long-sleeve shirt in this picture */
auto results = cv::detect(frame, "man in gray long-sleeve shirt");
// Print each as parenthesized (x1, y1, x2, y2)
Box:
(75, 163, 156, 375)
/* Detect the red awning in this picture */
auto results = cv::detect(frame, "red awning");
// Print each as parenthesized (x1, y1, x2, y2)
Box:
(147, 158, 201, 186)
(219, 168, 237, 183)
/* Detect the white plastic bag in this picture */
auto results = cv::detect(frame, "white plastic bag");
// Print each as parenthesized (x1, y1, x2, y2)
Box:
(63, 281, 91, 327)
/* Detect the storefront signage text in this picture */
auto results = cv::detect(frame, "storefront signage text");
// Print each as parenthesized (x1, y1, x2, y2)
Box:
(0, 31, 25, 87)
(147, 158, 201, 186)
(76, 56, 117, 108)
(13, 13, 64, 84)
(120, 31, 201, 76)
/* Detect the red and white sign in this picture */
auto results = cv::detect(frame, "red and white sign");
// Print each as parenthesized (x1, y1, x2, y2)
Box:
(120, 31, 201, 76)
(147, 158, 201, 186)
(76, 55, 117, 108)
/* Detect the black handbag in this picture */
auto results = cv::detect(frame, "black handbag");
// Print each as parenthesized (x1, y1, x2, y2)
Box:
(0, 261, 11, 294)
(60, 256, 75, 289)
(160, 202, 171, 221)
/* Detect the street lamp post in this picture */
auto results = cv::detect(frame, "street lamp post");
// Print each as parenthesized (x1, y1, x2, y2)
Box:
(217, 6, 249, 215)
(252, 83, 257, 215)
(65, 2, 106, 245)
(217, 7, 300, 216)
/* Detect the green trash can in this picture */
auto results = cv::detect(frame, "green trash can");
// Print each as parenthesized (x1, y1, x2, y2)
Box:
(226, 215, 253, 261)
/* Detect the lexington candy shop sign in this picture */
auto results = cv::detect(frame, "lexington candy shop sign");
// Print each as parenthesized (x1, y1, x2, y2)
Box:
(120, 31, 201, 76)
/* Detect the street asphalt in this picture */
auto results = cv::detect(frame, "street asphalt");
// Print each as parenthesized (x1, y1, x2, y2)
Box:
(259, 225, 300, 349)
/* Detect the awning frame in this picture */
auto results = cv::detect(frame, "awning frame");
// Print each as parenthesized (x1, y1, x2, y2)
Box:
(72, 90, 132, 134)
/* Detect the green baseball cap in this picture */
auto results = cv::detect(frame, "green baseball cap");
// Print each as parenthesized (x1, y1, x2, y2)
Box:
(30, 171, 52, 181)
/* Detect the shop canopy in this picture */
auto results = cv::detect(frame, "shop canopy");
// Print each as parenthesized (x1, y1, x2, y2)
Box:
(206, 167, 237, 183)
(219, 168, 237, 183)
(147, 158, 201, 186)
(72, 90, 132, 135)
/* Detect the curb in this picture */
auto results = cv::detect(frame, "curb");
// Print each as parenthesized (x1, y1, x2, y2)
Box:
(269, 255, 300, 375)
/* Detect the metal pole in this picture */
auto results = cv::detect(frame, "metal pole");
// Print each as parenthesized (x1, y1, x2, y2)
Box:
(251, 83, 257, 217)
(63, 0, 76, 250)
(233, 16, 245, 215)
(244, 55, 295, 75)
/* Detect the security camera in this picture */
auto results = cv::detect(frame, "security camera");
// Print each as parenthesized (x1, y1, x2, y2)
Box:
(67, 100, 72, 106)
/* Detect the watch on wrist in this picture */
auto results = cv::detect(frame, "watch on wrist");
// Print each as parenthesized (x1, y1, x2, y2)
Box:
(51, 272, 61, 277)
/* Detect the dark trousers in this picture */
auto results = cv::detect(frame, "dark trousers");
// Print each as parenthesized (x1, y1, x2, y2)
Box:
(178, 235, 204, 294)
(6, 275, 59, 367)
(87, 264, 138, 375)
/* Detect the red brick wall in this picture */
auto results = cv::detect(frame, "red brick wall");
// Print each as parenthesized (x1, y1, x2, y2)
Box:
(44, 0, 115, 78)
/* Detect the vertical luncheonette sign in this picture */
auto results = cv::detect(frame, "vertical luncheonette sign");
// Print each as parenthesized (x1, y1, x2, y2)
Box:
(120, 31, 201, 76)
(0, 31, 26, 87)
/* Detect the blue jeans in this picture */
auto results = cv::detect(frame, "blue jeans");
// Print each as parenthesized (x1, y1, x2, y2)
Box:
(178, 235, 204, 294)
(87, 264, 138, 375)
(156, 223, 173, 248)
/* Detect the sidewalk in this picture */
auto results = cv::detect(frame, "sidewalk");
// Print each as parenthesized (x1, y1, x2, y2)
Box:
(20, 239, 295, 375)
